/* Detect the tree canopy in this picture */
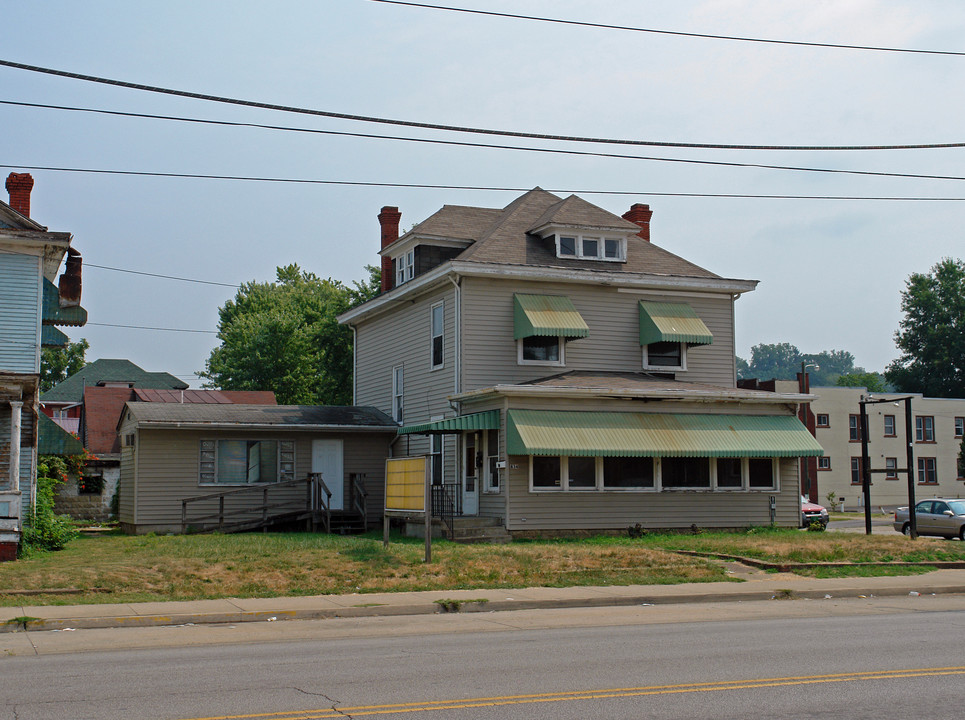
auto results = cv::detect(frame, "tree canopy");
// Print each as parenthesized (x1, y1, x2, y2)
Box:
(201, 265, 379, 405)
(736, 342, 882, 387)
(885, 258, 965, 398)
(40, 338, 89, 393)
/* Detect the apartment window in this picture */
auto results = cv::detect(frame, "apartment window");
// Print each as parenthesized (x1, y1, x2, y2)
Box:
(518, 336, 563, 366)
(662, 457, 711, 489)
(715, 458, 743, 489)
(199, 439, 294, 485)
(955, 417, 964, 438)
(916, 416, 935, 443)
(392, 365, 404, 423)
(850, 457, 863, 485)
(643, 342, 685, 370)
(816, 414, 829, 428)
(883, 414, 896, 437)
(817, 456, 831, 471)
(430, 302, 444, 369)
(602, 457, 654, 489)
(917, 457, 938, 484)
(885, 457, 898, 480)
(848, 414, 862, 442)
(430, 434, 443, 485)
(553, 233, 625, 261)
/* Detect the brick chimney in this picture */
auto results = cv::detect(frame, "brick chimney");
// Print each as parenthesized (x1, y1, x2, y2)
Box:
(5, 172, 34, 218)
(378, 206, 402, 293)
(622, 203, 653, 242)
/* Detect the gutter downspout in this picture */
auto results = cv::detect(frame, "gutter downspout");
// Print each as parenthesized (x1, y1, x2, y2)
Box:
(448, 274, 461, 402)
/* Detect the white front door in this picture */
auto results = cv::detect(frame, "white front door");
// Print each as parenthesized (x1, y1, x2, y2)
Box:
(462, 432, 479, 516)
(312, 439, 344, 510)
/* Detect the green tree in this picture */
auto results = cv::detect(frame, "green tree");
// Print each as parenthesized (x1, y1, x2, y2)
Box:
(737, 343, 863, 385)
(886, 258, 965, 398)
(39, 338, 89, 392)
(201, 265, 379, 405)
(836, 371, 889, 392)
(20, 456, 79, 554)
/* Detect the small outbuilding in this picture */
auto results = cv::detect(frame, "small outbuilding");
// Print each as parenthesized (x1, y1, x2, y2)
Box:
(117, 403, 397, 534)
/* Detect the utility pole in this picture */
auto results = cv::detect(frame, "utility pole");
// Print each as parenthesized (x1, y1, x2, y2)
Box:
(857, 395, 916, 538)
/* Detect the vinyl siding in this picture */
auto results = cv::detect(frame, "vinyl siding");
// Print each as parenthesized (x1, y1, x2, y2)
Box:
(461, 277, 736, 389)
(120, 427, 391, 533)
(119, 445, 136, 525)
(0, 254, 41, 373)
(505, 456, 799, 532)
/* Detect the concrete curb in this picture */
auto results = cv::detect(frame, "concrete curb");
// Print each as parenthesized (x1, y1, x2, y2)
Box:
(5, 581, 965, 634)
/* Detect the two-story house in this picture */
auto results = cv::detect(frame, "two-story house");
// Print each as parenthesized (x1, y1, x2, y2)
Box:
(338, 188, 822, 536)
(1, 173, 86, 559)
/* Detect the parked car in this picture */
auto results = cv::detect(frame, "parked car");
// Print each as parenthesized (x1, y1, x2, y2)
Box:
(893, 498, 965, 539)
(801, 496, 829, 528)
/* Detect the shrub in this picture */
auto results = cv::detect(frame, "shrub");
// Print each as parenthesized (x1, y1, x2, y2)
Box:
(20, 456, 79, 554)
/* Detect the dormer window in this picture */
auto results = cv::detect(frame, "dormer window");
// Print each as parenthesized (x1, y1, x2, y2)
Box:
(552, 233, 625, 262)
(395, 250, 415, 286)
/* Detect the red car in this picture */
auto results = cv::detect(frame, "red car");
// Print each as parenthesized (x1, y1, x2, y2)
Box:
(801, 496, 829, 528)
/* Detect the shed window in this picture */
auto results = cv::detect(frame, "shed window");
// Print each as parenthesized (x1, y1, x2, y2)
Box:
(200, 440, 294, 484)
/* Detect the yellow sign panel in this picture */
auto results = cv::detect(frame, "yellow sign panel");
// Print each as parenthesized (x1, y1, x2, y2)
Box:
(385, 456, 427, 513)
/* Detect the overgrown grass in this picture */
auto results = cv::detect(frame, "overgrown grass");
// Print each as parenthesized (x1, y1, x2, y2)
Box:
(0, 531, 728, 606)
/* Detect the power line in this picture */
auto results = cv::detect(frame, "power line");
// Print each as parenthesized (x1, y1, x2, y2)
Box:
(85, 262, 240, 288)
(5, 164, 965, 200)
(6, 98, 965, 153)
(370, 0, 965, 58)
(86, 322, 218, 334)
(3, 59, 963, 154)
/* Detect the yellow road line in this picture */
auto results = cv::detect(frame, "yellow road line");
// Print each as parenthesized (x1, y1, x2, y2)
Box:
(178, 665, 965, 720)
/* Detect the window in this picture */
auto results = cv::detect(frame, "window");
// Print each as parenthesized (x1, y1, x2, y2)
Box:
(602, 457, 654, 489)
(405, 250, 414, 281)
(531, 456, 561, 489)
(644, 342, 685, 370)
(715, 458, 743, 489)
(53, 408, 68, 419)
(885, 457, 898, 480)
(816, 414, 829, 428)
(485, 429, 500, 492)
(395, 250, 415, 286)
(662, 457, 711, 489)
(748, 458, 776, 489)
(916, 416, 935, 442)
(78, 475, 104, 495)
(955, 417, 964, 438)
(392, 365, 404, 423)
(518, 336, 563, 366)
(883, 414, 896, 437)
(817, 456, 831, 471)
(430, 434, 443, 485)
(850, 457, 863, 485)
(567, 457, 597, 490)
(848, 414, 862, 442)
(917, 457, 938, 484)
(430, 303, 444, 369)
(553, 233, 625, 261)
(199, 439, 294, 485)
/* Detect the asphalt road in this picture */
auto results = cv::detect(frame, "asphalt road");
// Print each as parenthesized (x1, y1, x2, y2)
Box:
(2, 595, 965, 720)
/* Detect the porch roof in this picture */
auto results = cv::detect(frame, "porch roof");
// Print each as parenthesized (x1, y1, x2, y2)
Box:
(398, 410, 500, 436)
(506, 409, 823, 458)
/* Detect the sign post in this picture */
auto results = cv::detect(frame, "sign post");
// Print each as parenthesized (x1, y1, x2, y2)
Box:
(384, 456, 432, 562)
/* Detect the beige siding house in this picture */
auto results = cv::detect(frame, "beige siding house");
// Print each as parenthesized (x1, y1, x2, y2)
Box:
(117, 403, 396, 534)
(340, 188, 822, 535)
(774, 381, 965, 509)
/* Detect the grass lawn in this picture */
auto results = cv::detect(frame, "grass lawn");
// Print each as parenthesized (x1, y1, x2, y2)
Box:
(2, 528, 961, 607)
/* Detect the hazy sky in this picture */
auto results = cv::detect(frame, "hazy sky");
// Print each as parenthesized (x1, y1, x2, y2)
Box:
(4, 1, 964, 387)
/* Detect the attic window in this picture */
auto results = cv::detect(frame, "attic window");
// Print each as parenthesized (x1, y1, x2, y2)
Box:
(395, 250, 415, 286)
(553, 233, 625, 262)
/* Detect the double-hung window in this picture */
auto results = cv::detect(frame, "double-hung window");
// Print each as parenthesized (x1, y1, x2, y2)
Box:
(916, 416, 935, 443)
(883, 414, 896, 437)
(430, 302, 444, 369)
(917, 457, 937, 484)
(850, 457, 863, 485)
(955, 417, 965, 438)
(644, 341, 684, 369)
(885, 457, 898, 480)
(848, 415, 862, 442)
(392, 365, 404, 423)
(816, 414, 829, 428)
(818, 456, 831, 470)
(519, 336, 563, 365)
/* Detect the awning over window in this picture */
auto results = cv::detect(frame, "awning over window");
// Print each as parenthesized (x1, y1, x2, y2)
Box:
(37, 412, 84, 456)
(399, 410, 500, 435)
(639, 301, 712, 346)
(42, 278, 88, 327)
(514, 294, 589, 340)
(507, 409, 823, 458)
(41, 325, 69, 348)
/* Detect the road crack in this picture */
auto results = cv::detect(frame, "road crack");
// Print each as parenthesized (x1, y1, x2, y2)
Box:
(291, 688, 351, 719)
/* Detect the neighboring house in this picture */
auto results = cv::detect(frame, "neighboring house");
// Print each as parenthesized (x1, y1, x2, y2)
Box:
(116, 404, 397, 534)
(773, 381, 965, 509)
(0, 173, 87, 559)
(338, 188, 822, 536)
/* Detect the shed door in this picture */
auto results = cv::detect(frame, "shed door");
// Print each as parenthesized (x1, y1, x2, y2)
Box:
(312, 439, 344, 511)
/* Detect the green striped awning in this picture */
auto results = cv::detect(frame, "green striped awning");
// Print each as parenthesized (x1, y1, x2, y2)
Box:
(507, 410, 823, 458)
(37, 412, 84, 456)
(639, 301, 712, 346)
(514, 294, 589, 340)
(399, 410, 500, 435)
(42, 278, 88, 327)
(41, 325, 69, 348)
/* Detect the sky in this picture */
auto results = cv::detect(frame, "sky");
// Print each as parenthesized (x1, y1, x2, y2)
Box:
(3, 1, 964, 387)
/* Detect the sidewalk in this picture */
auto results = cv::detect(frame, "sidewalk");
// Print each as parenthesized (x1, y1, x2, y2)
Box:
(4, 568, 965, 633)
